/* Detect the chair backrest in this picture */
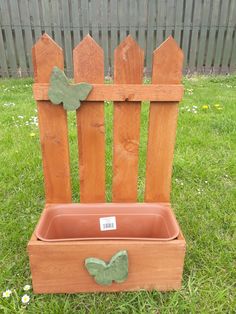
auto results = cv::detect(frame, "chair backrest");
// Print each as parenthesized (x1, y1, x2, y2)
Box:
(32, 34, 183, 204)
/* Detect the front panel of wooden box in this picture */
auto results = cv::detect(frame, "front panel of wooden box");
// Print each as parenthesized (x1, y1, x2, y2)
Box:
(28, 233, 186, 294)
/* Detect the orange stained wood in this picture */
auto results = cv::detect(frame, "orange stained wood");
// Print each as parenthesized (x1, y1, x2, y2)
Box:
(33, 83, 184, 102)
(145, 36, 184, 202)
(28, 230, 186, 293)
(32, 34, 71, 203)
(73, 35, 106, 202)
(112, 35, 144, 202)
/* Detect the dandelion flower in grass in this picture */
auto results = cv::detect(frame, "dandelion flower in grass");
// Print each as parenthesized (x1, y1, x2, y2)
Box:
(30, 133, 36, 137)
(21, 294, 30, 304)
(23, 285, 31, 291)
(202, 105, 209, 109)
(2, 289, 12, 298)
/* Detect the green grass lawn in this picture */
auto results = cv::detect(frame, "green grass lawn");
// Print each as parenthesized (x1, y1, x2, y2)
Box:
(0, 75, 235, 313)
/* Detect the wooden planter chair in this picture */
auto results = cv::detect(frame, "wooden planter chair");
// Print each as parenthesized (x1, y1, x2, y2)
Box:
(29, 33, 186, 293)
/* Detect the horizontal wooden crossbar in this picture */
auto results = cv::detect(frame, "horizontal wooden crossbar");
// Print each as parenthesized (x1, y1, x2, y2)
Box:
(33, 83, 184, 102)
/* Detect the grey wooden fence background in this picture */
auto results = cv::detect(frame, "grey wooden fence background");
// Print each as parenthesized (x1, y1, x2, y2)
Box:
(0, 0, 236, 77)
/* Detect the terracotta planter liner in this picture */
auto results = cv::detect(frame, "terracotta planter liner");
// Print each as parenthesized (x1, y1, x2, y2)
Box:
(35, 203, 179, 242)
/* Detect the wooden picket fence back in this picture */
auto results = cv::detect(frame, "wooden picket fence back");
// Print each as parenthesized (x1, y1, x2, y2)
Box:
(32, 33, 183, 204)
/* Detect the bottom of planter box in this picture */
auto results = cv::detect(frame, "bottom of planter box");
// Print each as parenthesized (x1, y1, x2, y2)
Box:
(28, 203, 186, 294)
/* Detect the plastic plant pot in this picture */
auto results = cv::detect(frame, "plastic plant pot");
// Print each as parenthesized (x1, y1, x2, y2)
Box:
(35, 203, 179, 242)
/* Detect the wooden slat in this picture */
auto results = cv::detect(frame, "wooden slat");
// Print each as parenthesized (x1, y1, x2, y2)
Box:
(73, 35, 105, 202)
(230, 27, 236, 72)
(40, 0, 52, 36)
(205, 0, 220, 73)
(9, 0, 28, 76)
(197, 0, 211, 73)
(110, 0, 118, 69)
(71, 0, 82, 46)
(28, 0, 42, 41)
(118, 0, 127, 41)
(166, 0, 175, 37)
(145, 37, 183, 203)
(137, 0, 147, 52)
(61, 0, 73, 76)
(91, 0, 100, 44)
(189, 0, 202, 72)
(32, 33, 72, 203)
(18, 0, 34, 75)
(129, 0, 138, 41)
(146, 0, 155, 72)
(51, 0, 63, 46)
(221, 1, 236, 73)
(81, 0, 89, 37)
(182, 0, 193, 70)
(0, 24, 9, 77)
(101, 0, 109, 75)
(156, 0, 166, 47)
(33, 83, 184, 102)
(214, 0, 230, 73)
(174, 0, 184, 47)
(112, 36, 144, 202)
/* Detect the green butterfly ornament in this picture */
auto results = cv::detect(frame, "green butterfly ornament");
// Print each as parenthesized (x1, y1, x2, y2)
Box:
(48, 66, 93, 111)
(85, 250, 129, 286)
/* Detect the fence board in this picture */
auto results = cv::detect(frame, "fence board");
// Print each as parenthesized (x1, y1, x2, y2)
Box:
(156, 0, 166, 47)
(166, 0, 175, 37)
(9, 0, 28, 76)
(174, 0, 184, 47)
(32, 34, 72, 203)
(91, 0, 100, 44)
(71, 0, 81, 46)
(146, 0, 155, 73)
(51, 0, 62, 46)
(205, 0, 220, 73)
(197, 0, 211, 73)
(101, 0, 109, 74)
(81, 0, 89, 37)
(221, 0, 236, 73)
(0, 26, 9, 76)
(214, 0, 230, 73)
(112, 36, 144, 202)
(0, 1, 18, 76)
(28, 0, 42, 41)
(137, 0, 147, 53)
(61, 0, 73, 76)
(41, 0, 52, 36)
(73, 35, 106, 203)
(182, 0, 193, 70)
(0, 0, 236, 77)
(145, 37, 183, 203)
(189, 0, 202, 72)
(110, 0, 118, 69)
(118, 0, 128, 41)
(18, 0, 34, 75)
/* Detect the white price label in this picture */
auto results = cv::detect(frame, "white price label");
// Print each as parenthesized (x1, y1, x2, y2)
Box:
(99, 216, 117, 231)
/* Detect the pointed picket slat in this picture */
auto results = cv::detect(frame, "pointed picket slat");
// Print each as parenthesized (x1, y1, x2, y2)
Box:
(112, 36, 144, 202)
(32, 34, 71, 203)
(73, 35, 105, 203)
(145, 37, 183, 203)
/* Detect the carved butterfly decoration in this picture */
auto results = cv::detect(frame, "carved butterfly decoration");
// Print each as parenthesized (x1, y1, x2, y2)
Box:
(85, 250, 128, 286)
(48, 66, 93, 111)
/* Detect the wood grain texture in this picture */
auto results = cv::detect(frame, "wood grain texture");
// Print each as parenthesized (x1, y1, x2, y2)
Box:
(28, 227, 186, 293)
(33, 83, 184, 102)
(145, 36, 183, 203)
(112, 36, 144, 202)
(32, 33, 72, 203)
(73, 35, 106, 203)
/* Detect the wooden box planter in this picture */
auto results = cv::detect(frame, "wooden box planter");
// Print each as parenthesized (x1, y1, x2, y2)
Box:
(28, 34, 186, 293)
